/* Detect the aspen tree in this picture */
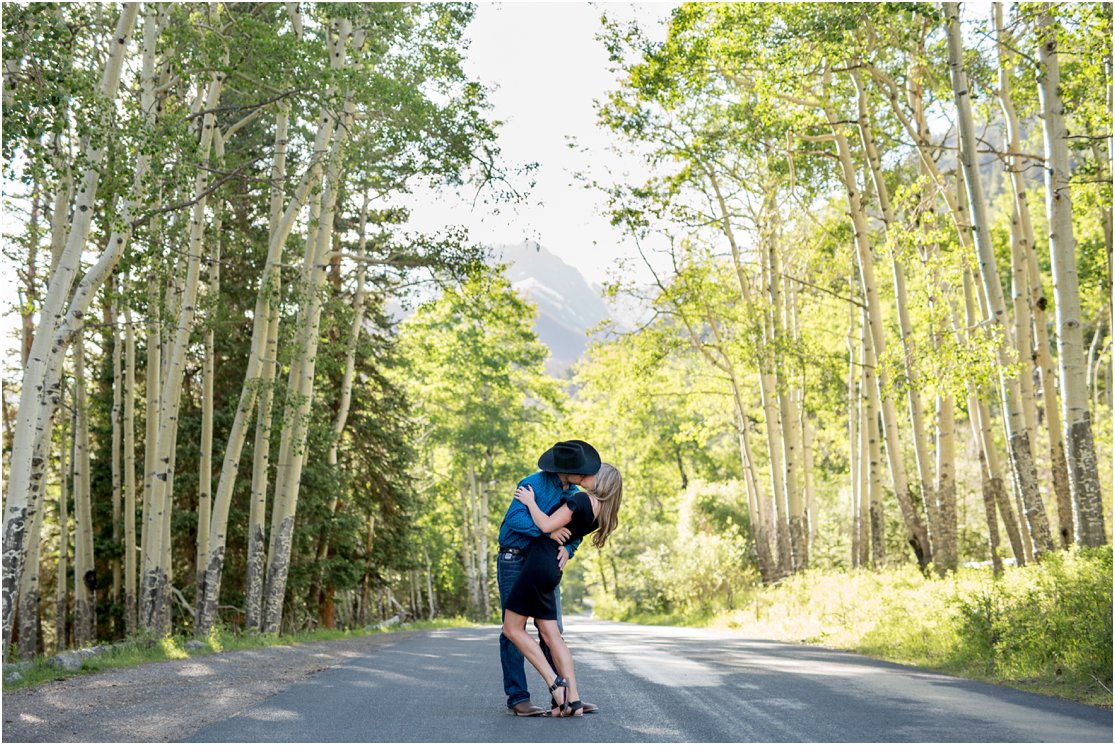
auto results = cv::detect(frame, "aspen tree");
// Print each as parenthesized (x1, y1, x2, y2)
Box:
(56, 407, 70, 652)
(140, 274, 160, 625)
(848, 276, 865, 568)
(110, 301, 123, 610)
(196, 130, 224, 606)
(862, 312, 885, 567)
(1036, 5, 1107, 546)
(199, 0, 341, 634)
(262, 20, 364, 632)
(823, 80, 931, 567)
(198, 80, 339, 636)
(244, 105, 290, 631)
(2, 3, 139, 659)
(17, 475, 43, 659)
(627, 217, 777, 581)
(944, 2, 1054, 555)
(700, 166, 780, 577)
(994, 5, 1075, 547)
(852, 68, 937, 557)
(123, 307, 137, 633)
(872, 49, 1048, 555)
(962, 268, 1028, 565)
(71, 332, 95, 646)
(140, 60, 226, 629)
(768, 224, 807, 570)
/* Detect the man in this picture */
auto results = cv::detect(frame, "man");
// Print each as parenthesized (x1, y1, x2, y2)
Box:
(496, 440, 601, 716)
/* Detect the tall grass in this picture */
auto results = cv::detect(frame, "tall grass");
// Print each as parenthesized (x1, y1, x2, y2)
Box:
(601, 546, 1112, 707)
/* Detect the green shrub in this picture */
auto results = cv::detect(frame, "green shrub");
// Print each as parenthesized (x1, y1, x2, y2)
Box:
(607, 546, 1111, 706)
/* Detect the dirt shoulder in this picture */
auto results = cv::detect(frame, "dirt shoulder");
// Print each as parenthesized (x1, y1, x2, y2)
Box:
(2, 632, 417, 743)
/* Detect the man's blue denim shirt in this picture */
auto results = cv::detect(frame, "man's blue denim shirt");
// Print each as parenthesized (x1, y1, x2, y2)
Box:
(497, 471, 582, 559)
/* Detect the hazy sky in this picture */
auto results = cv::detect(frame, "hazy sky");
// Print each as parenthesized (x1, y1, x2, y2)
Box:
(401, 2, 677, 289)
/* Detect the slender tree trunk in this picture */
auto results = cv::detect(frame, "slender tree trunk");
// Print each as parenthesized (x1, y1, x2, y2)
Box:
(975, 428, 1005, 576)
(2, 4, 139, 659)
(123, 307, 137, 634)
(261, 21, 363, 634)
(1036, 6, 1107, 546)
(72, 332, 95, 646)
(56, 407, 70, 652)
(826, 85, 930, 567)
(140, 67, 225, 630)
(853, 67, 936, 554)
(480, 454, 493, 619)
(961, 270, 1028, 565)
(423, 547, 436, 619)
(243, 105, 290, 632)
(140, 276, 160, 626)
(768, 230, 806, 571)
(993, 7, 1075, 549)
(923, 235, 959, 573)
(863, 314, 885, 567)
(200, 78, 338, 635)
(110, 302, 123, 613)
(945, 2, 1054, 555)
(848, 288, 862, 568)
(196, 132, 224, 613)
(736, 406, 775, 582)
(700, 165, 783, 576)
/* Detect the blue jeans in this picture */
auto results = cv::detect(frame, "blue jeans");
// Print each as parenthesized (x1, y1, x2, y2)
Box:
(497, 550, 563, 707)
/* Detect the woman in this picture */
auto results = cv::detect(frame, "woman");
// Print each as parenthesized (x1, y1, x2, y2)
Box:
(501, 463, 623, 717)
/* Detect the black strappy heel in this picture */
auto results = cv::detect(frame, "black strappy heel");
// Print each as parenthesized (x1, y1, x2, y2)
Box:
(567, 699, 584, 717)
(545, 676, 570, 717)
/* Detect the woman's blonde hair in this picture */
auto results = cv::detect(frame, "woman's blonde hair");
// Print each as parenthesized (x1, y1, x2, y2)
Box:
(588, 463, 623, 548)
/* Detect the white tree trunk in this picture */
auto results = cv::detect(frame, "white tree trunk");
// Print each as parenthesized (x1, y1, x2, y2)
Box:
(17, 469, 44, 659)
(853, 68, 936, 554)
(55, 407, 70, 652)
(700, 166, 781, 577)
(200, 83, 337, 634)
(944, 2, 1054, 555)
(139, 67, 225, 630)
(71, 332, 95, 646)
(262, 21, 361, 633)
(962, 270, 1028, 565)
(826, 89, 931, 567)
(1036, 6, 1107, 546)
(994, 6, 1075, 548)
(243, 105, 290, 631)
(1, 3, 139, 660)
(110, 303, 123, 607)
(123, 307, 137, 634)
(196, 131, 224, 611)
(862, 314, 885, 567)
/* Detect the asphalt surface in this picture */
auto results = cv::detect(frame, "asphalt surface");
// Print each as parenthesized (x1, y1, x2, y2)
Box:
(182, 618, 1112, 742)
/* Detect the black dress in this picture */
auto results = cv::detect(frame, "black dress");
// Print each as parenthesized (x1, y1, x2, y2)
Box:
(504, 492, 599, 621)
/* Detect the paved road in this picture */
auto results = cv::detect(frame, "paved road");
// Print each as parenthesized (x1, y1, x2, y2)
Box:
(183, 618, 1112, 742)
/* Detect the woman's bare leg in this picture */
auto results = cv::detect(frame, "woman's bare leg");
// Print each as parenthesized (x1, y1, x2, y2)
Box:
(537, 619, 582, 716)
(501, 610, 565, 709)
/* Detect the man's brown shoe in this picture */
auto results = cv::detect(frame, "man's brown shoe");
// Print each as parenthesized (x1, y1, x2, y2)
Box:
(507, 701, 545, 717)
(581, 701, 599, 714)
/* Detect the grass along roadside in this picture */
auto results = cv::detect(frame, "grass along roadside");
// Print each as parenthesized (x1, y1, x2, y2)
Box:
(597, 546, 1113, 708)
(2, 617, 477, 692)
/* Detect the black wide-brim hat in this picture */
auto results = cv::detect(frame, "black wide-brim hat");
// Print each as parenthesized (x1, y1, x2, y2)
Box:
(537, 440, 601, 475)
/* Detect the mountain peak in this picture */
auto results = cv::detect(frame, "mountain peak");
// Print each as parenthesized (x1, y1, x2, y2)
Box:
(491, 240, 610, 376)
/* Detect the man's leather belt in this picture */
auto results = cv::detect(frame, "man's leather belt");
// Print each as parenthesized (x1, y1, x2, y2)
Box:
(498, 546, 526, 556)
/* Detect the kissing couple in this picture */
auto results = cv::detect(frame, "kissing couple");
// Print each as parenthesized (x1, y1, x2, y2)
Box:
(496, 440, 624, 718)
